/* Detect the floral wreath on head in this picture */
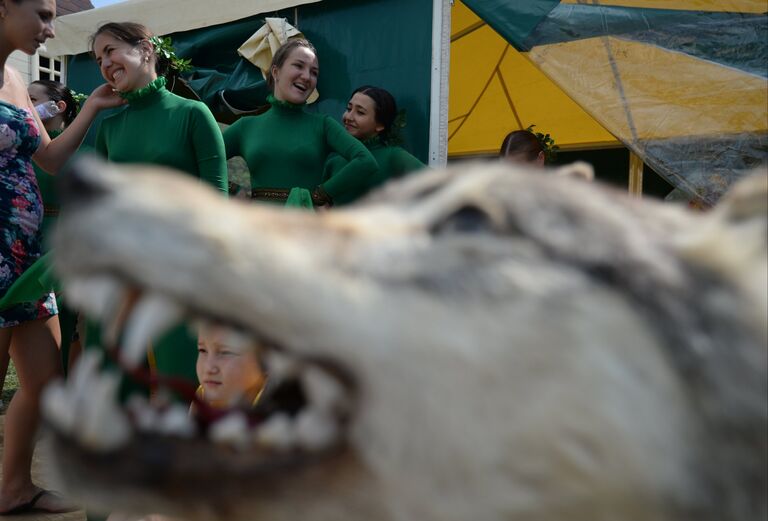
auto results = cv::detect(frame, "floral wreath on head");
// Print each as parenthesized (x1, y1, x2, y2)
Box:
(525, 124, 560, 163)
(71, 91, 88, 114)
(149, 35, 193, 76)
(383, 109, 408, 147)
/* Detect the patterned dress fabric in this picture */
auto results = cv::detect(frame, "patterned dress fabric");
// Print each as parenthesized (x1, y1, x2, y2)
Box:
(0, 100, 57, 328)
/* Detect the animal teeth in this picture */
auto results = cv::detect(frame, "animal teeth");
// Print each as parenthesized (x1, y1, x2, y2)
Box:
(78, 370, 131, 451)
(301, 366, 348, 412)
(294, 408, 338, 451)
(120, 292, 184, 368)
(263, 351, 300, 381)
(70, 350, 104, 400)
(157, 405, 196, 438)
(209, 412, 250, 449)
(48, 352, 131, 451)
(41, 379, 76, 434)
(255, 412, 296, 451)
(126, 395, 159, 432)
(64, 276, 124, 320)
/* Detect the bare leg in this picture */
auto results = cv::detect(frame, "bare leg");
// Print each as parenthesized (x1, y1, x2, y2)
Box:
(0, 338, 9, 402)
(0, 328, 10, 403)
(0, 315, 75, 513)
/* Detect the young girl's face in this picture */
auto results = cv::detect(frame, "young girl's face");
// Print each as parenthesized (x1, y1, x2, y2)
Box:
(342, 92, 384, 140)
(93, 32, 154, 93)
(196, 326, 264, 408)
(271, 46, 318, 105)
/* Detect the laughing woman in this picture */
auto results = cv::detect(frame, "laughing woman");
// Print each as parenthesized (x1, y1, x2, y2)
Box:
(223, 39, 376, 207)
(1, 0, 123, 514)
(90, 22, 227, 192)
(88, 22, 228, 397)
(324, 85, 425, 205)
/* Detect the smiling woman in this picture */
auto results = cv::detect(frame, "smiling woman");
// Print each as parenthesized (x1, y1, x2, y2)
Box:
(0, 0, 124, 515)
(324, 85, 426, 205)
(84, 21, 229, 418)
(223, 39, 377, 208)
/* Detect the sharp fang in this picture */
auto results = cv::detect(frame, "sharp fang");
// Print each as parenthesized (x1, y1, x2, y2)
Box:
(70, 350, 105, 400)
(41, 379, 76, 434)
(301, 366, 348, 412)
(120, 293, 183, 368)
(255, 412, 296, 451)
(64, 276, 124, 320)
(126, 395, 159, 432)
(77, 370, 131, 451)
(263, 351, 300, 381)
(210, 412, 251, 449)
(157, 405, 196, 438)
(294, 408, 339, 451)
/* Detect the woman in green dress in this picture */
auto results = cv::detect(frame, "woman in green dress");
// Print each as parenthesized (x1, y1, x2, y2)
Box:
(27, 79, 82, 374)
(88, 21, 228, 394)
(324, 85, 425, 205)
(223, 39, 376, 207)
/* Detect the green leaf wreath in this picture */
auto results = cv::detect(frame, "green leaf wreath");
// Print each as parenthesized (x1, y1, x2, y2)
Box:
(525, 124, 560, 163)
(149, 36, 193, 75)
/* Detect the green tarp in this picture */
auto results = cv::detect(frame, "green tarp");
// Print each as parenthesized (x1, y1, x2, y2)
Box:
(461, 0, 768, 205)
(66, 0, 433, 163)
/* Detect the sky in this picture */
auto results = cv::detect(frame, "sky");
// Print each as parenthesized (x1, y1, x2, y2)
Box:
(91, 0, 128, 7)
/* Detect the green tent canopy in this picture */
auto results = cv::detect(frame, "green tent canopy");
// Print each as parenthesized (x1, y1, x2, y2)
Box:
(462, 0, 768, 205)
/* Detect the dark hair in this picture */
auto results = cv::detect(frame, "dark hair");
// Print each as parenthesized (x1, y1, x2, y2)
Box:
(29, 80, 78, 125)
(499, 130, 544, 162)
(266, 39, 317, 91)
(89, 22, 170, 77)
(350, 85, 398, 142)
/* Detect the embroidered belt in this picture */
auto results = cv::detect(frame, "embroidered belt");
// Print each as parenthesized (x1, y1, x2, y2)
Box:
(250, 187, 333, 207)
(43, 205, 60, 217)
(251, 188, 290, 202)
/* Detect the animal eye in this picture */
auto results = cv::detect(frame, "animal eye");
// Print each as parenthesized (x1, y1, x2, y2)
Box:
(431, 205, 496, 235)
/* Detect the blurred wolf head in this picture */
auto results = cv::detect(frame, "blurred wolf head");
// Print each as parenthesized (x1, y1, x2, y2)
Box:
(46, 158, 767, 521)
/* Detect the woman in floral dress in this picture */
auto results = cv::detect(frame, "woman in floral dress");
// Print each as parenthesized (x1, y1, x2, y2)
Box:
(0, 0, 123, 514)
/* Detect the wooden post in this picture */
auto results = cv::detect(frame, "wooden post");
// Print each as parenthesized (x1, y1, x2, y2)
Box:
(628, 150, 643, 197)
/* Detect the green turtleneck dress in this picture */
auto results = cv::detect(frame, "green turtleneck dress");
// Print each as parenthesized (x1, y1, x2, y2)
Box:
(93, 77, 228, 392)
(95, 77, 228, 192)
(33, 128, 82, 374)
(324, 135, 426, 205)
(223, 95, 376, 203)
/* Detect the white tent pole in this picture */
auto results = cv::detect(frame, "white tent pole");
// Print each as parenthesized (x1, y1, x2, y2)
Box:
(428, 0, 451, 167)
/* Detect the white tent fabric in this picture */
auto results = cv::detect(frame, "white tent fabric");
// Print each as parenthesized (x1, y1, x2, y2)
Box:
(46, 0, 321, 56)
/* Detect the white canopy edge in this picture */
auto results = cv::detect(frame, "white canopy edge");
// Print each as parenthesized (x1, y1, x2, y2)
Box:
(46, 0, 321, 56)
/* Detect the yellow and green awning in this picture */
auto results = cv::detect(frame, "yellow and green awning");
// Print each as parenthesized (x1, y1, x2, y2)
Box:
(449, 2, 619, 157)
(461, 0, 767, 204)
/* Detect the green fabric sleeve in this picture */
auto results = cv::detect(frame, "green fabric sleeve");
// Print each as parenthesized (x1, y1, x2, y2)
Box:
(392, 147, 426, 174)
(94, 121, 107, 157)
(190, 105, 228, 193)
(322, 153, 345, 182)
(223, 119, 242, 159)
(319, 116, 377, 200)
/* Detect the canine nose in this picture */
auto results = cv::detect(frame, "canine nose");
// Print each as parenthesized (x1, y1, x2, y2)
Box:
(57, 153, 110, 207)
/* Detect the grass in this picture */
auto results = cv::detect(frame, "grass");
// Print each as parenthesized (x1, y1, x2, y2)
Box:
(1, 361, 18, 413)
